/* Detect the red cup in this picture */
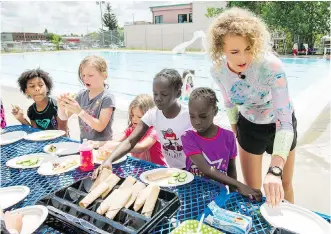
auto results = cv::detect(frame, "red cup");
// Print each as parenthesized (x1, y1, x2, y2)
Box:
(79, 145, 94, 172)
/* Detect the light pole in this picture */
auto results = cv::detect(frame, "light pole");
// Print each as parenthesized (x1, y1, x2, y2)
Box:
(22, 27, 26, 41)
(96, 1, 105, 46)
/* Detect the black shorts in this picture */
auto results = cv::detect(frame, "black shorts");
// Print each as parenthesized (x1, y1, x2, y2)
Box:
(237, 112, 297, 155)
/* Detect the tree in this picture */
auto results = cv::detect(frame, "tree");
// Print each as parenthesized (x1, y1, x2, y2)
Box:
(44, 28, 48, 33)
(264, 1, 330, 48)
(85, 32, 100, 41)
(51, 34, 62, 50)
(228, 1, 270, 17)
(45, 33, 55, 41)
(205, 1, 330, 49)
(205, 2, 271, 20)
(205, 7, 224, 18)
(102, 3, 118, 31)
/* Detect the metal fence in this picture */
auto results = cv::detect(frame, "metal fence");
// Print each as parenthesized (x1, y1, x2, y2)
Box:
(1, 30, 124, 53)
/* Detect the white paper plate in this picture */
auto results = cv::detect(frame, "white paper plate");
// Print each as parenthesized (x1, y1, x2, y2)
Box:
(0, 186, 30, 209)
(24, 130, 65, 141)
(43, 142, 80, 156)
(93, 149, 128, 165)
(38, 155, 80, 176)
(0, 131, 27, 145)
(140, 168, 194, 187)
(6, 153, 57, 169)
(260, 202, 331, 234)
(8, 205, 48, 234)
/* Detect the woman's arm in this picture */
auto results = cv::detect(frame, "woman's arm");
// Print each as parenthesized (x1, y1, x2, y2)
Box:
(269, 59, 294, 163)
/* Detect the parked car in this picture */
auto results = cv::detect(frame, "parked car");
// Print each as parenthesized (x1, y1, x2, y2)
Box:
(63, 45, 72, 50)
(26, 46, 42, 52)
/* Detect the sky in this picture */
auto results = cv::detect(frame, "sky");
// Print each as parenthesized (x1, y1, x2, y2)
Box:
(1, 0, 191, 35)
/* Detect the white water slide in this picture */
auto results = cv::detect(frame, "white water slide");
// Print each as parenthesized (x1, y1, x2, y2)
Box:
(172, 31, 207, 54)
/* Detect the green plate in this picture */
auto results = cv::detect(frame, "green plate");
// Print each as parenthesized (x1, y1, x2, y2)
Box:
(171, 220, 224, 234)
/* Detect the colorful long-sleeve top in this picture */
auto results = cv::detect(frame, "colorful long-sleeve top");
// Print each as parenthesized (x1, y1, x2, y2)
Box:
(210, 53, 294, 160)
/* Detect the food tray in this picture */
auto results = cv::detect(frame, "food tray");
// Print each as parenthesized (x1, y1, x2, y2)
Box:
(36, 176, 180, 234)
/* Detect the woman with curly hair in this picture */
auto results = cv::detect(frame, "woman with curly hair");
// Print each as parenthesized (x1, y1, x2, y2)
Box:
(208, 7, 297, 207)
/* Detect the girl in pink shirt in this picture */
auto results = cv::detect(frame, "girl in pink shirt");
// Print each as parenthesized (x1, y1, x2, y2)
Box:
(100, 94, 167, 166)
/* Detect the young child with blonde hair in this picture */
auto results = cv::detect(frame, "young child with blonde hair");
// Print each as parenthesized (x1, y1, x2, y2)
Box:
(57, 55, 115, 141)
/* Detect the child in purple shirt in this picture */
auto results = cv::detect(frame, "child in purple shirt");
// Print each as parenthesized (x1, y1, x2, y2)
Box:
(182, 124, 237, 176)
(181, 87, 262, 200)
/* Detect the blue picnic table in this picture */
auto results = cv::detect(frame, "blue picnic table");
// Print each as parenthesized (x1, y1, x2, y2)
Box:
(1, 125, 330, 233)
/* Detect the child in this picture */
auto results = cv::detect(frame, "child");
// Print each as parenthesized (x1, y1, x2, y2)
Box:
(181, 87, 262, 200)
(11, 69, 67, 131)
(99, 94, 167, 166)
(57, 55, 115, 142)
(93, 69, 192, 177)
(208, 7, 297, 207)
(0, 99, 6, 129)
(180, 70, 195, 101)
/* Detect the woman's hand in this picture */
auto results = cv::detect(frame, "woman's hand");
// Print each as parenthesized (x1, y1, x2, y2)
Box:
(61, 96, 82, 115)
(263, 174, 284, 207)
(237, 183, 262, 202)
(4, 212, 23, 233)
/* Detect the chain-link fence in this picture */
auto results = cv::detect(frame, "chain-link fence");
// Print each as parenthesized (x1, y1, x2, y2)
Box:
(1, 30, 124, 53)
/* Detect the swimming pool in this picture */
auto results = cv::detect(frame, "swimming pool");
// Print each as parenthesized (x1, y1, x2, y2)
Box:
(1, 51, 330, 112)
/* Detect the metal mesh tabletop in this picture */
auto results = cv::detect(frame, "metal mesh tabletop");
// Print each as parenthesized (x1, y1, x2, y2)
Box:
(1, 125, 329, 233)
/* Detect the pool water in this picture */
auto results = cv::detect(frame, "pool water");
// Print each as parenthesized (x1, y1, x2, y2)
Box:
(1, 51, 329, 111)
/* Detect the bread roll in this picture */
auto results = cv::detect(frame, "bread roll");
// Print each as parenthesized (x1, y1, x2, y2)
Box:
(146, 170, 174, 181)
(125, 181, 146, 209)
(133, 184, 153, 211)
(142, 185, 160, 217)
(79, 182, 109, 208)
(101, 173, 121, 198)
(119, 175, 137, 189)
(105, 188, 132, 219)
(90, 168, 112, 192)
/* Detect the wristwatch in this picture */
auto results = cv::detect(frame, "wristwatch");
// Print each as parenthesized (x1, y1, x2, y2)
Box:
(267, 166, 283, 179)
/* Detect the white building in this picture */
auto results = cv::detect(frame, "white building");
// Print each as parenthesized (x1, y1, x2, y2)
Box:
(124, 1, 227, 50)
